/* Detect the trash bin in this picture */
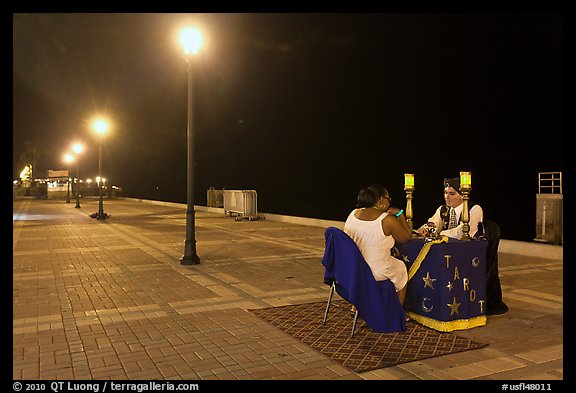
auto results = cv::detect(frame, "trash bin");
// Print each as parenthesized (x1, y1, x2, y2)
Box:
(223, 190, 259, 219)
(207, 187, 224, 207)
(534, 172, 563, 245)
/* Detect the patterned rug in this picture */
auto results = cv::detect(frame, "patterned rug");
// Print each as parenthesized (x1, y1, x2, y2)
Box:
(249, 299, 488, 373)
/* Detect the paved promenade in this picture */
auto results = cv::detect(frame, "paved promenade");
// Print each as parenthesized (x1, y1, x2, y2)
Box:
(12, 197, 565, 383)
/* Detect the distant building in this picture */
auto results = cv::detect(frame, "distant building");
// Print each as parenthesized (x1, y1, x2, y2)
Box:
(13, 166, 122, 200)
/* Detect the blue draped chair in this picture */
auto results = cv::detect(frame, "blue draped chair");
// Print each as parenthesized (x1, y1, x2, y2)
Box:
(321, 226, 406, 336)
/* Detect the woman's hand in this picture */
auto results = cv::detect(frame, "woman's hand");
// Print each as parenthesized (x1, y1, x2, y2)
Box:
(417, 227, 428, 237)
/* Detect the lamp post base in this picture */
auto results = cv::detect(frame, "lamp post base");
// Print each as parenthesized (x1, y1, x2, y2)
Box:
(181, 239, 200, 265)
(90, 212, 110, 220)
(180, 254, 200, 265)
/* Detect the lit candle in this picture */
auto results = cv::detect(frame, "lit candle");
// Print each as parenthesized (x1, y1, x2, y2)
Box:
(460, 171, 472, 190)
(404, 173, 415, 189)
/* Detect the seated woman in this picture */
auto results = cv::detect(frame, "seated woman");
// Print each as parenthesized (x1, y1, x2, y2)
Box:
(344, 185, 412, 307)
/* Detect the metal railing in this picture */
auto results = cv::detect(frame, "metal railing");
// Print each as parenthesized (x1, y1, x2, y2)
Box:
(537, 171, 562, 194)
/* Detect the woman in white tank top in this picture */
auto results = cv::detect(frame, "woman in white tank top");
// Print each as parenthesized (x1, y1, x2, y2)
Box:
(344, 185, 412, 306)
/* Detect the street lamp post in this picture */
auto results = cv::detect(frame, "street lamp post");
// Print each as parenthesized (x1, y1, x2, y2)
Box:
(74, 173, 81, 208)
(72, 143, 84, 208)
(64, 153, 74, 203)
(179, 26, 202, 265)
(93, 119, 109, 220)
(66, 175, 71, 203)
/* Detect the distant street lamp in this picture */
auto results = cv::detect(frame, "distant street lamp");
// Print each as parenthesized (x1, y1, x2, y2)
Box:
(92, 119, 109, 220)
(179, 26, 203, 265)
(102, 178, 107, 198)
(72, 143, 84, 208)
(63, 153, 74, 203)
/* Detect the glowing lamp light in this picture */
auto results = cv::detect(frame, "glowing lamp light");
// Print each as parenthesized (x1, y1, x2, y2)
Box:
(179, 27, 203, 56)
(460, 171, 472, 190)
(93, 119, 109, 135)
(72, 143, 84, 154)
(404, 173, 415, 189)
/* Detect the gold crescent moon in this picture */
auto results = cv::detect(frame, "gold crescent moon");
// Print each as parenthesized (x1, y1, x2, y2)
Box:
(422, 297, 433, 313)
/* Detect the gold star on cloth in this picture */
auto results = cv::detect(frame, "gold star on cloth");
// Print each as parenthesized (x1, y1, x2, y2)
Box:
(422, 272, 436, 289)
(446, 281, 454, 291)
(447, 296, 461, 316)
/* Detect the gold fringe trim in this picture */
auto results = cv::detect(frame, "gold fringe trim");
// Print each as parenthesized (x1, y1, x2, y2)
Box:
(406, 311, 487, 332)
(407, 236, 449, 281)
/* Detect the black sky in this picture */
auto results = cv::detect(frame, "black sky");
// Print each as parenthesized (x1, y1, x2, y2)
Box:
(12, 12, 563, 242)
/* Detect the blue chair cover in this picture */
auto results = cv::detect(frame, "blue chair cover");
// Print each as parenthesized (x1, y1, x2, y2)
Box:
(322, 226, 406, 333)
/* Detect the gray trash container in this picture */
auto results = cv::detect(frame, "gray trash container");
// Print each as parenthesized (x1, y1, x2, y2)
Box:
(534, 172, 563, 245)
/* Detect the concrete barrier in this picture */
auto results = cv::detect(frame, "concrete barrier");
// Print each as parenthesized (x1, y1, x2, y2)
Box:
(121, 197, 563, 260)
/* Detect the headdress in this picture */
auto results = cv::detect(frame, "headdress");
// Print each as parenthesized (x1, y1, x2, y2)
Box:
(443, 177, 461, 195)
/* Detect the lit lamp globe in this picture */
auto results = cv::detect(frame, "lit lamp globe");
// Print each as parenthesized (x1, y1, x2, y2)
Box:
(72, 143, 84, 155)
(460, 171, 472, 190)
(93, 119, 108, 136)
(179, 27, 203, 58)
(404, 173, 415, 190)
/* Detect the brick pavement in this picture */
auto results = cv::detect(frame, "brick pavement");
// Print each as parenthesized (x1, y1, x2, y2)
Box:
(12, 197, 564, 381)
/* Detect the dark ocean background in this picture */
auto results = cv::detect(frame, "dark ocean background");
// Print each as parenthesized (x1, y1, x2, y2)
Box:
(13, 13, 563, 242)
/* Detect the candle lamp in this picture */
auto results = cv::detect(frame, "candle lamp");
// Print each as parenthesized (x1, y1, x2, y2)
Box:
(404, 173, 415, 233)
(460, 171, 472, 190)
(459, 171, 472, 240)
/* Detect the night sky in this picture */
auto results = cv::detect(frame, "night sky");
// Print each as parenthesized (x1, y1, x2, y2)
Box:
(12, 12, 563, 242)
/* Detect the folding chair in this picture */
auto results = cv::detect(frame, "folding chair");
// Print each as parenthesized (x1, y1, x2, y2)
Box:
(321, 226, 406, 336)
(323, 279, 359, 338)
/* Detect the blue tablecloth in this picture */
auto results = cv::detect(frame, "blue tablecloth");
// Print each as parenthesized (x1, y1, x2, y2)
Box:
(397, 236, 487, 332)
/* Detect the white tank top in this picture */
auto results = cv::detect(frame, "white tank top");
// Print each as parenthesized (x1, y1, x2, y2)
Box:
(344, 208, 398, 282)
